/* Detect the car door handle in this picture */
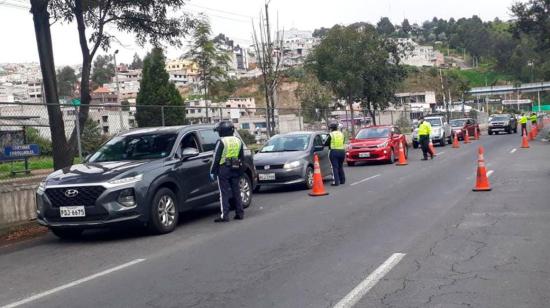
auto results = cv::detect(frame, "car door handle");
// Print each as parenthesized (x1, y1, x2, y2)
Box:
(202, 158, 211, 163)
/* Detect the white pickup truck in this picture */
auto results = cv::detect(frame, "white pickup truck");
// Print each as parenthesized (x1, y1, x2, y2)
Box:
(412, 115, 452, 148)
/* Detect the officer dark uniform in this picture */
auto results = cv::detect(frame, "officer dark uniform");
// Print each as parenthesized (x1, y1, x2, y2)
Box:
(417, 117, 433, 160)
(324, 123, 346, 186)
(520, 113, 528, 134)
(211, 121, 245, 223)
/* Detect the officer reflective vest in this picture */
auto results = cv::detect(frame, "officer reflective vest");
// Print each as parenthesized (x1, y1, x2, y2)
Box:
(418, 121, 432, 136)
(520, 116, 528, 124)
(530, 115, 537, 123)
(330, 131, 345, 150)
(220, 136, 241, 165)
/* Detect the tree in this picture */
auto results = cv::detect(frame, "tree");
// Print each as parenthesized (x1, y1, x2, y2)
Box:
(377, 17, 395, 36)
(57, 66, 77, 98)
(401, 19, 412, 34)
(136, 48, 185, 127)
(30, 0, 195, 170)
(511, 0, 550, 51)
(312, 27, 330, 38)
(129, 53, 143, 70)
(81, 119, 108, 154)
(25, 127, 52, 156)
(295, 75, 333, 124)
(91, 55, 115, 88)
(238, 129, 256, 145)
(186, 17, 231, 121)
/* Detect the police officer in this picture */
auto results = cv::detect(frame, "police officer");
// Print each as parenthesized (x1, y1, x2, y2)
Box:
(530, 112, 538, 126)
(520, 113, 528, 135)
(210, 121, 245, 223)
(325, 122, 346, 186)
(417, 117, 433, 160)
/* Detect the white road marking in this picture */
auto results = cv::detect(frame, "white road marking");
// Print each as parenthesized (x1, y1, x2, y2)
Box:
(510, 148, 517, 154)
(438, 151, 446, 155)
(333, 253, 406, 308)
(350, 174, 381, 187)
(487, 170, 494, 177)
(1, 259, 146, 308)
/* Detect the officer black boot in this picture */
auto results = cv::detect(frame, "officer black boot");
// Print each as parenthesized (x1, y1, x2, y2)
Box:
(214, 217, 230, 223)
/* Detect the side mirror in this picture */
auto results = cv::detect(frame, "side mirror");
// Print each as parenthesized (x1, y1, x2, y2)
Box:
(180, 147, 200, 160)
(314, 145, 324, 152)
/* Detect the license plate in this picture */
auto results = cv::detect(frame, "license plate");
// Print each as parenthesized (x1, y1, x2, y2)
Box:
(359, 152, 371, 158)
(60, 206, 86, 218)
(258, 173, 276, 181)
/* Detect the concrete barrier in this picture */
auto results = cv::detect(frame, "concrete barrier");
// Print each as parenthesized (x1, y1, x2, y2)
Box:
(0, 184, 38, 225)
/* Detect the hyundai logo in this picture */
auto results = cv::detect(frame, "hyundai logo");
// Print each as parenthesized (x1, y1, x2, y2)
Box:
(264, 165, 270, 170)
(64, 189, 79, 198)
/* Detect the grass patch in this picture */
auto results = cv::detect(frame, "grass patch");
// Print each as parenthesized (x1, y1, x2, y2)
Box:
(453, 69, 514, 87)
(0, 156, 81, 180)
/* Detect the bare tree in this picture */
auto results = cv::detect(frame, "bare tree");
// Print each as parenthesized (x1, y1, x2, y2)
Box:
(252, 1, 283, 137)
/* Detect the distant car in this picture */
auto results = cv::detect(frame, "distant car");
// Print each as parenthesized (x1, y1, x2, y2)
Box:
(36, 125, 257, 239)
(450, 118, 480, 140)
(346, 125, 408, 166)
(412, 115, 452, 147)
(488, 114, 517, 135)
(253, 131, 331, 191)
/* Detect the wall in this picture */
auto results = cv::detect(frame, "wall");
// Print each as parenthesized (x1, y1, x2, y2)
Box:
(0, 184, 38, 225)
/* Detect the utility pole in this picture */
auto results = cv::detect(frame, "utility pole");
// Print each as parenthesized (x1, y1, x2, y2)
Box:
(113, 49, 124, 132)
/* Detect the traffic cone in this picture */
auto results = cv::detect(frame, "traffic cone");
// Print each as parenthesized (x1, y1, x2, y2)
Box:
(532, 124, 538, 137)
(474, 128, 479, 140)
(464, 129, 471, 144)
(428, 139, 436, 157)
(473, 146, 491, 191)
(452, 132, 460, 148)
(528, 128, 534, 141)
(521, 128, 530, 148)
(308, 154, 329, 197)
(396, 142, 408, 166)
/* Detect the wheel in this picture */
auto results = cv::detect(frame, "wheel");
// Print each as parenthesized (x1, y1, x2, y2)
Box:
(439, 135, 446, 147)
(347, 161, 355, 167)
(488, 130, 493, 135)
(148, 188, 178, 234)
(388, 149, 395, 164)
(304, 166, 314, 189)
(412, 141, 419, 149)
(239, 173, 253, 208)
(507, 127, 512, 134)
(50, 228, 83, 239)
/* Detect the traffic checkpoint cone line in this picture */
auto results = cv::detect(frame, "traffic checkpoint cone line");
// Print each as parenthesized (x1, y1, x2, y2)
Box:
(308, 154, 329, 197)
(428, 139, 436, 157)
(521, 128, 530, 149)
(528, 128, 534, 141)
(473, 146, 491, 191)
(452, 132, 460, 148)
(464, 129, 471, 144)
(396, 141, 408, 166)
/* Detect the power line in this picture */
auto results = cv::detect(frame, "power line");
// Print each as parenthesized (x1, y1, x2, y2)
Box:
(187, 3, 252, 19)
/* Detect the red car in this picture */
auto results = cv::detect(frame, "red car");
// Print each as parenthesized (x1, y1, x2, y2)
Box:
(450, 118, 480, 140)
(346, 125, 408, 166)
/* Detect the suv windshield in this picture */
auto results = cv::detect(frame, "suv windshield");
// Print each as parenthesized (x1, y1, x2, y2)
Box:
(450, 119, 467, 127)
(88, 133, 178, 162)
(425, 118, 442, 127)
(490, 115, 509, 121)
(356, 127, 390, 139)
(260, 134, 310, 153)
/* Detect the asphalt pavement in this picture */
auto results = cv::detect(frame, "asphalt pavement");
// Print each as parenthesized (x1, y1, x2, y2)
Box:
(0, 130, 548, 308)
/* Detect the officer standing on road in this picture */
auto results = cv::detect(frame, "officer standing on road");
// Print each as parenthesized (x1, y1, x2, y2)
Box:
(530, 112, 538, 127)
(520, 113, 528, 134)
(210, 121, 245, 223)
(417, 117, 433, 160)
(325, 122, 346, 186)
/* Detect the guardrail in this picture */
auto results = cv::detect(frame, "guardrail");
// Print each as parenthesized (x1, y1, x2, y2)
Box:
(469, 81, 550, 96)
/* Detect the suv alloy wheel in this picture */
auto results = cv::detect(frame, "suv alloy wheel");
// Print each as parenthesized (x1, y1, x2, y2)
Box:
(149, 188, 179, 234)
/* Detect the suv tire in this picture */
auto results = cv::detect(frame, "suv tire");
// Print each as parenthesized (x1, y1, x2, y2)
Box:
(149, 188, 179, 234)
(440, 135, 446, 147)
(51, 228, 83, 239)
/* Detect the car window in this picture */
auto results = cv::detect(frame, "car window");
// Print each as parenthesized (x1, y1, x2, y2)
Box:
(197, 129, 219, 152)
(179, 133, 200, 154)
(88, 133, 177, 162)
(260, 134, 311, 152)
(313, 135, 324, 147)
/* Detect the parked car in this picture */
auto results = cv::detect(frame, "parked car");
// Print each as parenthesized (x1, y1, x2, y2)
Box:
(488, 114, 517, 135)
(412, 115, 452, 147)
(36, 125, 257, 239)
(449, 118, 480, 140)
(253, 131, 331, 190)
(346, 125, 408, 166)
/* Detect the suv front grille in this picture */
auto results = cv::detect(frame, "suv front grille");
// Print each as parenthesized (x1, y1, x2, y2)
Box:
(45, 186, 106, 207)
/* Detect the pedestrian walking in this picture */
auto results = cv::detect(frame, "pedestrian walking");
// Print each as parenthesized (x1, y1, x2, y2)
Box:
(325, 122, 346, 186)
(210, 121, 245, 223)
(520, 113, 528, 134)
(417, 117, 433, 160)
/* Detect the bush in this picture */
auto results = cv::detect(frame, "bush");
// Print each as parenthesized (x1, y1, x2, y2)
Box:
(25, 127, 52, 155)
(238, 129, 256, 145)
(396, 113, 412, 133)
(81, 119, 109, 154)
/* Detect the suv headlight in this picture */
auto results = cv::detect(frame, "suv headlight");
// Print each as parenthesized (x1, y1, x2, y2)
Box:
(284, 160, 301, 169)
(108, 174, 143, 186)
(37, 181, 46, 193)
(118, 188, 136, 207)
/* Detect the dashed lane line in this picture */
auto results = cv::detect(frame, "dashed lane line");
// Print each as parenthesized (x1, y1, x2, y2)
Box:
(487, 170, 494, 177)
(350, 174, 381, 187)
(510, 148, 517, 154)
(333, 253, 406, 308)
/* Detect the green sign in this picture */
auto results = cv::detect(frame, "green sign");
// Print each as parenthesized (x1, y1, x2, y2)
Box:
(532, 104, 550, 112)
(71, 98, 81, 107)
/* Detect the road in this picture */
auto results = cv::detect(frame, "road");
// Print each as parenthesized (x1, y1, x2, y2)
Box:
(0, 130, 549, 308)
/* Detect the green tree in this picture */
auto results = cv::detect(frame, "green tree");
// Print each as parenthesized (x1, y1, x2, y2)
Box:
(295, 75, 333, 124)
(81, 119, 108, 154)
(512, 0, 550, 51)
(25, 127, 52, 156)
(91, 55, 115, 89)
(29, 0, 195, 170)
(401, 19, 412, 34)
(56, 66, 77, 98)
(186, 17, 231, 121)
(238, 129, 256, 145)
(129, 53, 143, 70)
(136, 48, 185, 127)
(377, 17, 396, 36)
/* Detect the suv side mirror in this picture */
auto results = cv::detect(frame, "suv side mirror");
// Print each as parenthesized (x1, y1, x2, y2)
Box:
(180, 147, 200, 160)
(314, 145, 324, 152)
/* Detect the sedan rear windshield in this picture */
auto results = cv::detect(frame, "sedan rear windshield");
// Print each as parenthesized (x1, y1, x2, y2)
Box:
(260, 134, 310, 152)
(88, 133, 178, 162)
(356, 127, 390, 139)
(450, 119, 466, 127)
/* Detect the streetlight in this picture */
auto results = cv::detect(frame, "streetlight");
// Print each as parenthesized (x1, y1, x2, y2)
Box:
(113, 49, 124, 131)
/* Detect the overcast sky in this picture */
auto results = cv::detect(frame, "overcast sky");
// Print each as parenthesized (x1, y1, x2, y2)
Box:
(0, 0, 522, 66)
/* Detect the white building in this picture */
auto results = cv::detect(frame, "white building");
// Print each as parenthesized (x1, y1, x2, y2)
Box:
(395, 91, 437, 112)
(278, 28, 320, 67)
(398, 39, 444, 67)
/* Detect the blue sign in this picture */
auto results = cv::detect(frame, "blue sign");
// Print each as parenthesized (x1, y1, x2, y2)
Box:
(1, 144, 40, 161)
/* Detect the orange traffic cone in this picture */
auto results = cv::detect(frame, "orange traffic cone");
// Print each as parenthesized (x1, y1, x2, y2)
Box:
(452, 132, 460, 148)
(474, 128, 479, 140)
(521, 128, 530, 149)
(396, 142, 408, 166)
(308, 154, 329, 197)
(428, 139, 436, 157)
(528, 128, 534, 141)
(473, 146, 491, 191)
(532, 125, 538, 137)
(464, 129, 471, 144)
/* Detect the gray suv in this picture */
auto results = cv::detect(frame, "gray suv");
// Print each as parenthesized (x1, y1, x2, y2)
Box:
(36, 125, 257, 239)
